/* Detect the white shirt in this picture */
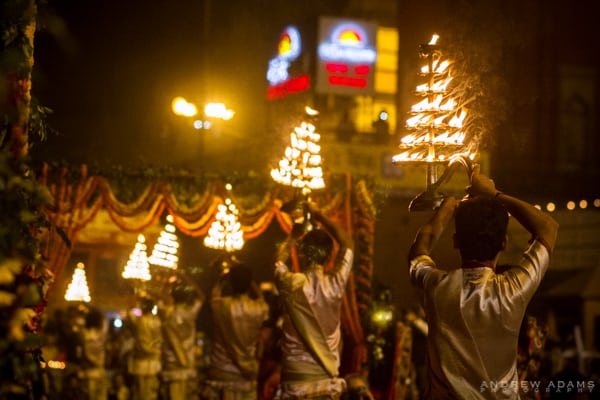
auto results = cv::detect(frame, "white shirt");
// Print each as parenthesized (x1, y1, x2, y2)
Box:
(409, 240, 550, 399)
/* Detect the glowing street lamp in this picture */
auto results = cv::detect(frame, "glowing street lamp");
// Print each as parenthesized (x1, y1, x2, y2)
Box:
(172, 96, 198, 117)
(204, 102, 235, 121)
(172, 96, 234, 170)
(171, 97, 235, 129)
(392, 34, 477, 211)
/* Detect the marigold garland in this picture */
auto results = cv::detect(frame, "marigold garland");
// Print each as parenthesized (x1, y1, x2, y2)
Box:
(38, 163, 376, 375)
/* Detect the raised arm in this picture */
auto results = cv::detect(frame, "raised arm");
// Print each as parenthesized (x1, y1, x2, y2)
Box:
(468, 164, 559, 252)
(211, 271, 227, 302)
(307, 202, 354, 252)
(275, 234, 295, 266)
(177, 270, 206, 304)
(248, 281, 264, 301)
(408, 196, 458, 262)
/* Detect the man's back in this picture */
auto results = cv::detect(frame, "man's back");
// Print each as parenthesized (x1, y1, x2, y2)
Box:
(210, 292, 269, 378)
(273, 204, 354, 399)
(276, 248, 353, 372)
(407, 164, 558, 399)
(412, 241, 551, 398)
(162, 300, 202, 370)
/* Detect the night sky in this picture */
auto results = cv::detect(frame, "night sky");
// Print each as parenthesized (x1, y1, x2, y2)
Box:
(31, 0, 349, 172)
(27, 0, 600, 314)
(34, 1, 198, 163)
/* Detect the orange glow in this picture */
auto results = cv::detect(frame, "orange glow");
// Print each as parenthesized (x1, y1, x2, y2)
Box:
(271, 114, 325, 194)
(172, 97, 197, 117)
(339, 30, 361, 44)
(393, 35, 476, 165)
(278, 34, 292, 55)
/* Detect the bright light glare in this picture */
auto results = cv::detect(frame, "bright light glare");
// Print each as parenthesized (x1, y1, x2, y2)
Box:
(305, 106, 319, 116)
(204, 103, 235, 120)
(172, 97, 198, 117)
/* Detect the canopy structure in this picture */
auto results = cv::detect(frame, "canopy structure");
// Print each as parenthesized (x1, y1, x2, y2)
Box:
(38, 163, 376, 373)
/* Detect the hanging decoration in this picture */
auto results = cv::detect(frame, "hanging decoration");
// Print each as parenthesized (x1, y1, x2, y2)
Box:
(204, 184, 244, 252)
(148, 214, 180, 269)
(392, 34, 477, 211)
(122, 234, 152, 281)
(271, 106, 326, 196)
(40, 164, 374, 374)
(64, 262, 91, 302)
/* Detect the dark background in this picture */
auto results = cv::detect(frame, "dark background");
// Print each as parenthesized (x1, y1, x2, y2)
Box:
(29, 0, 600, 314)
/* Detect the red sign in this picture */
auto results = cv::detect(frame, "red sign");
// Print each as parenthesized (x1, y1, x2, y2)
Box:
(316, 17, 377, 96)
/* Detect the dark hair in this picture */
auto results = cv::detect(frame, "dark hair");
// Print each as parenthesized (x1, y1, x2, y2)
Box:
(139, 297, 155, 314)
(455, 196, 508, 261)
(298, 228, 333, 266)
(229, 263, 253, 296)
(343, 373, 373, 400)
(85, 308, 105, 330)
(172, 283, 196, 305)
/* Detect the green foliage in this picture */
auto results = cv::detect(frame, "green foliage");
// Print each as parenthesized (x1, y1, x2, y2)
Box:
(0, 155, 51, 263)
(28, 97, 55, 143)
(1, 1, 69, 397)
(0, 151, 51, 397)
(0, 0, 35, 77)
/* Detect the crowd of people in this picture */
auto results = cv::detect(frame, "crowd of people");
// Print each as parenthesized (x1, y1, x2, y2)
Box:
(35, 165, 600, 399)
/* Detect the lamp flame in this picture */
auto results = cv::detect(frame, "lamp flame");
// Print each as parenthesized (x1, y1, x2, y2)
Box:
(271, 110, 325, 194)
(393, 35, 475, 165)
(392, 35, 478, 211)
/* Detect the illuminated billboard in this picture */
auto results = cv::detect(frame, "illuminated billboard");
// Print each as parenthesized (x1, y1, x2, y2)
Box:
(316, 17, 377, 96)
(266, 25, 311, 100)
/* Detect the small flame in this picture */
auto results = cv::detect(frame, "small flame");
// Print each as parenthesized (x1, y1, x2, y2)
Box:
(420, 59, 450, 74)
(415, 77, 453, 93)
(305, 106, 319, 116)
(394, 34, 478, 165)
(448, 109, 467, 128)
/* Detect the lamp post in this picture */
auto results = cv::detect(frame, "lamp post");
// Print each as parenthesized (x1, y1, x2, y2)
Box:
(171, 96, 235, 170)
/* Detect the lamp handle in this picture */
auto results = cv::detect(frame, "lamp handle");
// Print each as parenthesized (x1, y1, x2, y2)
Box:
(429, 155, 473, 193)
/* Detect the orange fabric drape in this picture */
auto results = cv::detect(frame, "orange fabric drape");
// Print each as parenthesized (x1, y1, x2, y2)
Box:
(39, 164, 375, 374)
